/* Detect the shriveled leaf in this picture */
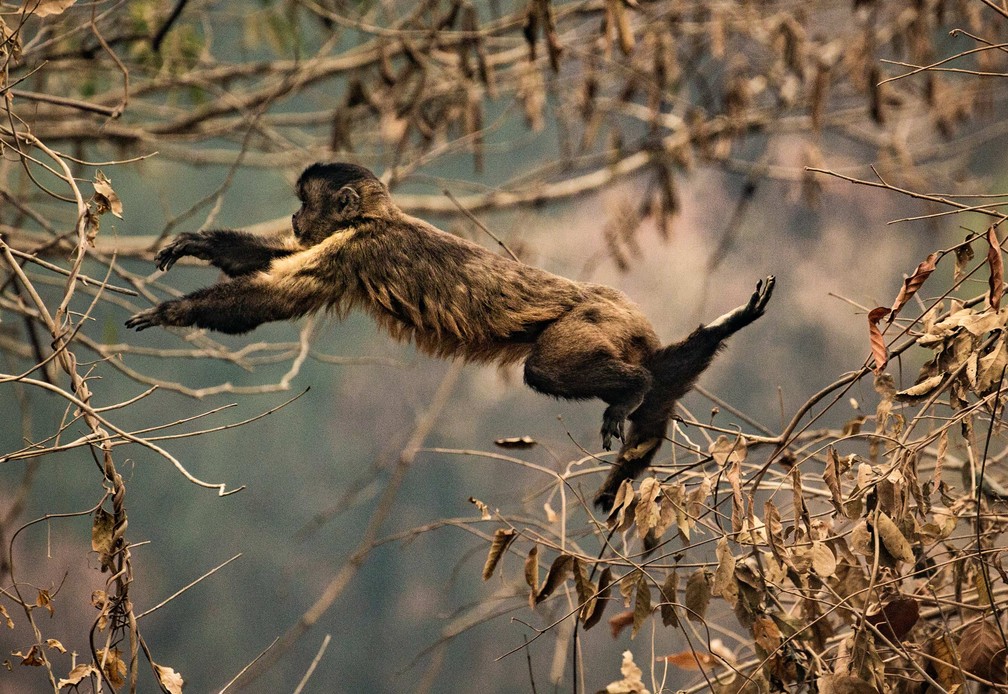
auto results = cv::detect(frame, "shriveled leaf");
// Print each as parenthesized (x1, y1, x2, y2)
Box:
(824, 448, 844, 514)
(583, 566, 613, 631)
(656, 649, 717, 671)
(708, 434, 747, 466)
(634, 477, 661, 539)
(524, 545, 539, 591)
(493, 436, 536, 449)
(97, 647, 126, 688)
(932, 429, 948, 489)
(573, 559, 596, 621)
(684, 569, 711, 622)
(609, 610, 634, 639)
(92, 507, 115, 570)
(57, 663, 99, 688)
(811, 542, 836, 577)
(0, 603, 12, 629)
(928, 634, 965, 692)
(153, 662, 185, 694)
(92, 171, 123, 219)
(631, 575, 651, 639)
(988, 225, 1004, 311)
(468, 496, 492, 520)
(751, 615, 783, 656)
(534, 553, 573, 604)
(36, 589, 54, 616)
(13, 644, 45, 666)
(864, 596, 919, 642)
(955, 238, 975, 282)
(603, 650, 650, 694)
(22, 0, 76, 17)
(889, 252, 938, 317)
(687, 475, 712, 519)
(711, 536, 738, 607)
(894, 374, 943, 402)
(481, 528, 516, 580)
(817, 674, 879, 694)
(868, 307, 890, 374)
(45, 639, 66, 653)
(959, 619, 1007, 684)
(874, 512, 914, 563)
(659, 570, 678, 628)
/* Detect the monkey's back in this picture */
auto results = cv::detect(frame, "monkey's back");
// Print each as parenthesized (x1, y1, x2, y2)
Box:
(337, 215, 657, 364)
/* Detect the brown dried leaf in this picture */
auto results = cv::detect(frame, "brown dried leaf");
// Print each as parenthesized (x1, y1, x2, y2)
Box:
(711, 536, 738, 607)
(153, 662, 185, 694)
(524, 545, 539, 591)
(583, 567, 612, 631)
(97, 647, 126, 688)
(634, 477, 661, 539)
(864, 596, 919, 642)
(656, 649, 717, 671)
(817, 674, 879, 694)
(468, 496, 492, 520)
(959, 619, 1007, 684)
(868, 307, 890, 374)
(481, 528, 516, 581)
(535, 554, 573, 604)
(955, 238, 975, 282)
(811, 542, 836, 577)
(631, 574, 651, 639)
(573, 559, 596, 621)
(57, 663, 100, 688)
(13, 644, 44, 667)
(92, 507, 115, 571)
(684, 569, 711, 622)
(92, 171, 123, 219)
(708, 434, 747, 466)
(889, 252, 938, 318)
(0, 604, 12, 629)
(45, 639, 66, 653)
(659, 570, 678, 628)
(752, 615, 783, 656)
(988, 225, 1004, 311)
(894, 374, 944, 402)
(609, 609, 634, 639)
(36, 589, 54, 616)
(25, 0, 76, 18)
(824, 447, 844, 515)
(874, 512, 914, 563)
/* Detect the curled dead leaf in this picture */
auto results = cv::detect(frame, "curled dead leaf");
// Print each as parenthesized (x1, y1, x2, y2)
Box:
(481, 528, 516, 581)
(864, 596, 919, 642)
(988, 226, 1004, 311)
(868, 307, 890, 374)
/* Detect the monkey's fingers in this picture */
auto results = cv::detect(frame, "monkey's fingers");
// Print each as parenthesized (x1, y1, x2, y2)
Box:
(748, 275, 775, 315)
(125, 308, 163, 331)
(154, 233, 203, 272)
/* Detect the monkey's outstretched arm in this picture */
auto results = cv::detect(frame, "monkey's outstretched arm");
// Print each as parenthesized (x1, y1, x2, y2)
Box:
(125, 274, 326, 334)
(155, 230, 297, 277)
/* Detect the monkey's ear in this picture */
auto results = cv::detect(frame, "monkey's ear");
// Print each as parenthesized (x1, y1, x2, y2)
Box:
(335, 185, 362, 217)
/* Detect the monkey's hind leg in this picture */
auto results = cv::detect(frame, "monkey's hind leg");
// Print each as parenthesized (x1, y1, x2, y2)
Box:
(523, 315, 654, 450)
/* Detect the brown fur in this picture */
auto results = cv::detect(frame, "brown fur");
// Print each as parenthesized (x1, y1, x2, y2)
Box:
(126, 162, 774, 508)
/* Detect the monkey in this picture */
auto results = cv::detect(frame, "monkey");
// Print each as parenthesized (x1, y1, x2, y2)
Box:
(126, 162, 774, 509)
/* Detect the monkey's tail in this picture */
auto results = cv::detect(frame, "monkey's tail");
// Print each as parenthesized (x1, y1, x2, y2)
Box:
(592, 276, 774, 511)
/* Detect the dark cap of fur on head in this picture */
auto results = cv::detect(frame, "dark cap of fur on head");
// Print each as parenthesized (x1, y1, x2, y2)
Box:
(299, 162, 379, 191)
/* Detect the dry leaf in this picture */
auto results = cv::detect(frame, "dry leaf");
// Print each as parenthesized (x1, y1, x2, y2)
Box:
(894, 374, 943, 401)
(468, 496, 492, 521)
(711, 536, 738, 607)
(659, 570, 678, 628)
(57, 663, 99, 688)
(573, 559, 597, 621)
(97, 647, 126, 688)
(874, 512, 914, 563)
(634, 477, 661, 539)
(868, 307, 890, 374)
(959, 619, 1007, 684)
(864, 596, 919, 642)
(609, 610, 634, 639)
(684, 569, 711, 622)
(656, 649, 717, 670)
(36, 589, 54, 616)
(22, 0, 76, 18)
(481, 528, 516, 580)
(0, 603, 12, 629)
(13, 644, 45, 666)
(534, 554, 573, 604)
(889, 252, 938, 318)
(45, 639, 66, 653)
(153, 663, 185, 694)
(988, 225, 1004, 311)
(631, 574, 651, 639)
(92, 171, 123, 219)
(583, 567, 613, 630)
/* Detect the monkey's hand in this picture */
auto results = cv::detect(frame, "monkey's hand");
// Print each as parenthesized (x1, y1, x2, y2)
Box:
(154, 232, 208, 272)
(746, 275, 775, 318)
(125, 306, 167, 331)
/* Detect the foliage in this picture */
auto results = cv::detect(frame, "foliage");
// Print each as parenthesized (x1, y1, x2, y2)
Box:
(2, 0, 1008, 691)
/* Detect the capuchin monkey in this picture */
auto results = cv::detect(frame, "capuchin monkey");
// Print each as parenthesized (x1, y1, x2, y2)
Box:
(126, 162, 774, 509)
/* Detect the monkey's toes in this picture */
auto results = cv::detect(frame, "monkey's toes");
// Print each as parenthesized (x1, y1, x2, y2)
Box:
(125, 309, 161, 331)
(600, 415, 625, 451)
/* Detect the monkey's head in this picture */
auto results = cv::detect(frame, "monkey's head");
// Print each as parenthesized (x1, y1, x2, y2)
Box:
(293, 162, 395, 244)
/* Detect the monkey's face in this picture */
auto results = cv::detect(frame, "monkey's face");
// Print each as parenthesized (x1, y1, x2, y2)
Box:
(293, 163, 388, 245)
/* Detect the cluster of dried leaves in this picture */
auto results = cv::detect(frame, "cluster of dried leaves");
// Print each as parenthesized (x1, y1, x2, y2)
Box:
(480, 228, 1008, 692)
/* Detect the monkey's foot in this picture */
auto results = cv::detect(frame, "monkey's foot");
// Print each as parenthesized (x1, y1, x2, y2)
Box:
(155, 233, 206, 272)
(600, 410, 626, 451)
(125, 307, 164, 331)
